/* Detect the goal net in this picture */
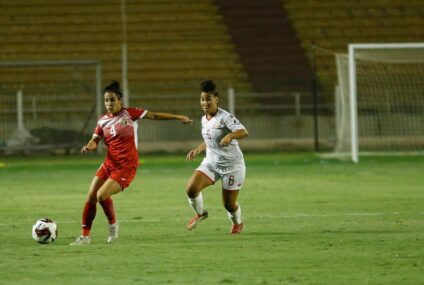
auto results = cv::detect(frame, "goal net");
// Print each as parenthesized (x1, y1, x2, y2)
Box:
(334, 43, 424, 162)
(0, 60, 102, 153)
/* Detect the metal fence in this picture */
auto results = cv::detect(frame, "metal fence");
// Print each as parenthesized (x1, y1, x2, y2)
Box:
(0, 87, 336, 154)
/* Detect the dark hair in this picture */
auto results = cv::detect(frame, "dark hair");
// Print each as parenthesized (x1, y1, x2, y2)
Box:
(104, 81, 123, 98)
(200, 80, 218, 97)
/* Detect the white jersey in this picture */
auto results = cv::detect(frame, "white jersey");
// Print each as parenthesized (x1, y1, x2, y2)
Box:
(201, 108, 246, 167)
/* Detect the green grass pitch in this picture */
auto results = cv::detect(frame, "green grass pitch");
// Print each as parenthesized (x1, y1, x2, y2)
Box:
(0, 153, 423, 285)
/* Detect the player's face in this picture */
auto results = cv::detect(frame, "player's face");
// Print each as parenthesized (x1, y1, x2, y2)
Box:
(104, 92, 122, 114)
(200, 92, 218, 115)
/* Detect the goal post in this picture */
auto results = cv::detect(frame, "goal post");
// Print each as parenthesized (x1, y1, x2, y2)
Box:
(334, 42, 424, 162)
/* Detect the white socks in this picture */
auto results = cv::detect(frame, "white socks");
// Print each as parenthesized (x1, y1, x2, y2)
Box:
(188, 192, 204, 215)
(227, 205, 242, 225)
(189, 193, 242, 224)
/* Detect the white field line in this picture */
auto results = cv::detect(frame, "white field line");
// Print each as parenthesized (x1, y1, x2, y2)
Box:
(0, 211, 422, 227)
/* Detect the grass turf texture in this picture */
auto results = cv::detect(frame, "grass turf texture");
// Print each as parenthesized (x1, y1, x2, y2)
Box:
(0, 153, 423, 285)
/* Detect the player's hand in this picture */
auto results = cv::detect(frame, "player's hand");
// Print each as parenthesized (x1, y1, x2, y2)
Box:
(219, 136, 232, 147)
(186, 149, 198, 160)
(81, 146, 90, 154)
(180, 116, 193, 125)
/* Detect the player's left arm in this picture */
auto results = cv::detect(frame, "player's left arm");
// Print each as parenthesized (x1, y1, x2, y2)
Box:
(220, 128, 248, 147)
(220, 114, 248, 147)
(144, 111, 193, 124)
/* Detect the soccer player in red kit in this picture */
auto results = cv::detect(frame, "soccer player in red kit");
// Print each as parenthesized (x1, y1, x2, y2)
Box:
(70, 81, 192, 245)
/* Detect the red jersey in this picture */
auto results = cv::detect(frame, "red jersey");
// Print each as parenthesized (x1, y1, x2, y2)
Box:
(93, 107, 147, 168)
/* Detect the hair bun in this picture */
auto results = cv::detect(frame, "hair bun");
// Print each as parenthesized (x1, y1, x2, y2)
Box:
(104, 80, 123, 98)
(110, 80, 120, 89)
(200, 80, 216, 93)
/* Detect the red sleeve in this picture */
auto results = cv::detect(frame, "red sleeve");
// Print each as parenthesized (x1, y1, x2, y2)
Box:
(127, 107, 146, 121)
(94, 125, 103, 138)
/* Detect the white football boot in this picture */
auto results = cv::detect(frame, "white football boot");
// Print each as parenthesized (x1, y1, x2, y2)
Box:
(70, 236, 91, 246)
(107, 222, 119, 244)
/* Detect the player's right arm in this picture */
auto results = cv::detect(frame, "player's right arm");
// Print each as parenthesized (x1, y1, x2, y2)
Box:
(81, 135, 101, 154)
(186, 142, 206, 161)
(144, 111, 193, 124)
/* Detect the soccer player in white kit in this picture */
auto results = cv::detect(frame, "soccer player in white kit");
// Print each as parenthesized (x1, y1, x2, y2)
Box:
(185, 80, 248, 234)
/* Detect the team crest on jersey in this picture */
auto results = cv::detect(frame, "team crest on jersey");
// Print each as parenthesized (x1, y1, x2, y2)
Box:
(120, 118, 130, 126)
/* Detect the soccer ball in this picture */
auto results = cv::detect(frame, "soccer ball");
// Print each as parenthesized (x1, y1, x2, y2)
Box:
(32, 218, 58, 244)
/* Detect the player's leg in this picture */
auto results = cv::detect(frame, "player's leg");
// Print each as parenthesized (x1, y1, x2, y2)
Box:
(97, 178, 121, 220)
(221, 166, 245, 234)
(70, 176, 105, 245)
(96, 178, 122, 243)
(83, 176, 107, 232)
(96, 166, 136, 243)
(185, 170, 213, 229)
(186, 170, 213, 210)
(222, 189, 243, 234)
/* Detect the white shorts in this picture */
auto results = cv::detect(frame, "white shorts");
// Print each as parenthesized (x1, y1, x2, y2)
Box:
(196, 160, 246, 191)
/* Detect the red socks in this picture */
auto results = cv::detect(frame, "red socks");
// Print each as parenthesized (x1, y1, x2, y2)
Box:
(99, 197, 116, 225)
(80, 197, 116, 236)
(81, 201, 97, 236)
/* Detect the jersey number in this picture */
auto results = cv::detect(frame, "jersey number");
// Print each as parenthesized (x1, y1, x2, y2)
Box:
(110, 125, 117, 137)
(228, 175, 235, 186)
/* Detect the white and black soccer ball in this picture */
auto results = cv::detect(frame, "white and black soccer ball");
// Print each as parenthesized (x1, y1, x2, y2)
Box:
(32, 218, 58, 244)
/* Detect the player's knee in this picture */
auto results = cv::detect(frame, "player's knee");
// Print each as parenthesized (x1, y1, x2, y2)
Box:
(86, 192, 97, 203)
(186, 184, 200, 198)
(223, 201, 238, 213)
(96, 191, 107, 202)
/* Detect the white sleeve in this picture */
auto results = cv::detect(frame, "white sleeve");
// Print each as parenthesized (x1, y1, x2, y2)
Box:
(223, 113, 246, 132)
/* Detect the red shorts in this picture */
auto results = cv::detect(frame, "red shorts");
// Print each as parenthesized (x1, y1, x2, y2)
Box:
(96, 161, 137, 190)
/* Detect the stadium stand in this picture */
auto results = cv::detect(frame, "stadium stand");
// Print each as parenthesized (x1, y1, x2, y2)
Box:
(214, 0, 313, 93)
(0, 0, 251, 103)
(0, 0, 253, 152)
(1, 0, 423, 153)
